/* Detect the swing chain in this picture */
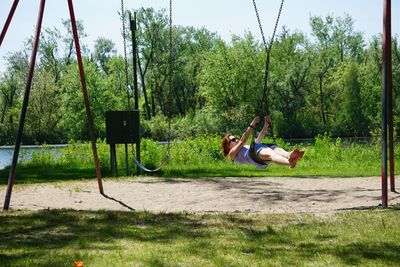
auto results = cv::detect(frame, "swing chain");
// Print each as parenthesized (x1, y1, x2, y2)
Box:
(120, 0, 132, 110)
(252, 0, 285, 54)
(167, 0, 173, 141)
(252, 0, 267, 53)
(169, 0, 173, 114)
(252, 0, 285, 141)
(252, 0, 285, 117)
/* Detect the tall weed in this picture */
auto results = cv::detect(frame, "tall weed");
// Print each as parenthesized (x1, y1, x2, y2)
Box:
(17, 133, 398, 178)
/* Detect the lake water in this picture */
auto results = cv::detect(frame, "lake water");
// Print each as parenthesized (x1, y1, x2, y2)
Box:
(0, 145, 66, 170)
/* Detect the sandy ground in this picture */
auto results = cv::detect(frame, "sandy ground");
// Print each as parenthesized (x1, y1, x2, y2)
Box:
(1, 176, 400, 214)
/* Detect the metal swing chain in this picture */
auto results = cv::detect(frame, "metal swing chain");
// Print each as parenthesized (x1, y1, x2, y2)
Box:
(252, 0, 285, 116)
(165, 0, 173, 158)
(120, 0, 132, 110)
(253, 0, 284, 54)
(130, 0, 173, 172)
(169, 0, 173, 114)
(252, 0, 267, 53)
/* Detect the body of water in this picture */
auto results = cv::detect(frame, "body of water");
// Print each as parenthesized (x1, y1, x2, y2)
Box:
(0, 145, 66, 170)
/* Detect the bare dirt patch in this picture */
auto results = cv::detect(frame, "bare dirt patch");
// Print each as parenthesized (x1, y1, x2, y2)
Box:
(1, 176, 399, 213)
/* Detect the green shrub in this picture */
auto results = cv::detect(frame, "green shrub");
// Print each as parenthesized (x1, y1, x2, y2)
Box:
(15, 133, 398, 178)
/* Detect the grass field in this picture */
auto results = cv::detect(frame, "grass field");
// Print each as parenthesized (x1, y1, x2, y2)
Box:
(1, 135, 399, 266)
(1, 208, 400, 266)
(0, 134, 398, 184)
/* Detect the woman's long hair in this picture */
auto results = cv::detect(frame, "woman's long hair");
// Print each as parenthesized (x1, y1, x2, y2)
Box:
(221, 134, 232, 157)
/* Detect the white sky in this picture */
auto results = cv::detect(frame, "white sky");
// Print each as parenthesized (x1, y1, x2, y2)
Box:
(1, 0, 399, 72)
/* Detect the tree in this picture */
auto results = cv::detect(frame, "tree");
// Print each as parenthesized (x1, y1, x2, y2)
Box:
(269, 29, 313, 137)
(37, 27, 63, 82)
(200, 33, 264, 133)
(92, 37, 117, 75)
(106, 55, 131, 110)
(61, 19, 88, 66)
(134, 7, 168, 119)
(359, 36, 382, 132)
(332, 14, 365, 63)
(309, 15, 337, 127)
(337, 61, 368, 136)
(59, 59, 121, 140)
(0, 51, 29, 136)
(151, 25, 218, 117)
(25, 71, 64, 143)
(309, 15, 365, 129)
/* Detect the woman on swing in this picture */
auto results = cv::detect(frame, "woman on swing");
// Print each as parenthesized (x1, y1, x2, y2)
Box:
(222, 116, 304, 169)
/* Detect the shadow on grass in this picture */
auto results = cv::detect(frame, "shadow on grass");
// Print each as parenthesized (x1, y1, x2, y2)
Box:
(0, 164, 274, 184)
(0, 164, 139, 185)
(0, 210, 208, 266)
(0, 210, 400, 266)
(0, 162, 382, 185)
(0, 164, 236, 185)
(333, 242, 400, 266)
(0, 165, 98, 184)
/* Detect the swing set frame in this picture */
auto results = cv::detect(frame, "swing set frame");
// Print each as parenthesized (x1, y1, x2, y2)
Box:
(0, 0, 396, 210)
(1, 0, 103, 210)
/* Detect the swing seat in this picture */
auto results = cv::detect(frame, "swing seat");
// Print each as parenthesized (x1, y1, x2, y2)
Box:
(249, 142, 268, 166)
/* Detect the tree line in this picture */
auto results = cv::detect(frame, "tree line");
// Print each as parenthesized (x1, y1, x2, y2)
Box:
(0, 8, 398, 145)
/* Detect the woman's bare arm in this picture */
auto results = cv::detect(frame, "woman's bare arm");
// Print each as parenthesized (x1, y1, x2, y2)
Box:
(255, 116, 271, 144)
(229, 117, 259, 160)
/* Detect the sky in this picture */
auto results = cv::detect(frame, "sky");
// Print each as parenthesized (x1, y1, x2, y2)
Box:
(1, 0, 399, 72)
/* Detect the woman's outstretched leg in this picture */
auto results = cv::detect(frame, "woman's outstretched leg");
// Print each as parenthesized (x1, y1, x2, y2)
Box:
(272, 147, 291, 159)
(258, 147, 291, 166)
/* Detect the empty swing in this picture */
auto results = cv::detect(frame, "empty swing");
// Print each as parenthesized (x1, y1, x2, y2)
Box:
(119, 0, 174, 173)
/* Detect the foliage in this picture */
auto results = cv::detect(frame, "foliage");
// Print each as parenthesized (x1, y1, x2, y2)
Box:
(200, 33, 264, 134)
(336, 61, 369, 136)
(3, 134, 400, 184)
(0, 11, 397, 145)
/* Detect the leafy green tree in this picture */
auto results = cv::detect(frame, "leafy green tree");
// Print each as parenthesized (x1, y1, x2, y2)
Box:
(332, 14, 365, 63)
(152, 26, 218, 117)
(200, 33, 264, 133)
(25, 71, 65, 143)
(59, 60, 117, 140)
(106, 55, 131, 110)
(269, 29, 313, 137)
(134, 7, 168, 119)
(0, 12, 398, 143)
(37, 27, 63, 82)
(356, 37, 381, 134)
(309, 14, 365, 131)
(309, 15, 337, 127)
(391, 37, 400, 131)
(0, 73, 19, 126)
(61, 19, 88, 65)
(92, 37, 117, 75)
(337, 61, 368, 136)
(0, 51, 29, 141)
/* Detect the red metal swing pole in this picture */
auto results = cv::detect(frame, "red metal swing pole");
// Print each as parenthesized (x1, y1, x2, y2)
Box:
(3, 0, 46, 210)
(386, 2, 395, 193)
(0, 0, 19, 47)
(67, 0, 104, 194)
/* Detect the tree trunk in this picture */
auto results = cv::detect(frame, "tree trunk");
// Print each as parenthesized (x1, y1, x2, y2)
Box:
(137, 55, 151, 119)
(150, 83, 156, 117)
(319, 76, 326, 125)
(0, 105, 6, 124)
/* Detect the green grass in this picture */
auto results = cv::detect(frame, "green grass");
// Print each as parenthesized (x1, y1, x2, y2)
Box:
(1, 135, 399, 266)
(0, 134, 396, 184)
(1, 208, 400, 266)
